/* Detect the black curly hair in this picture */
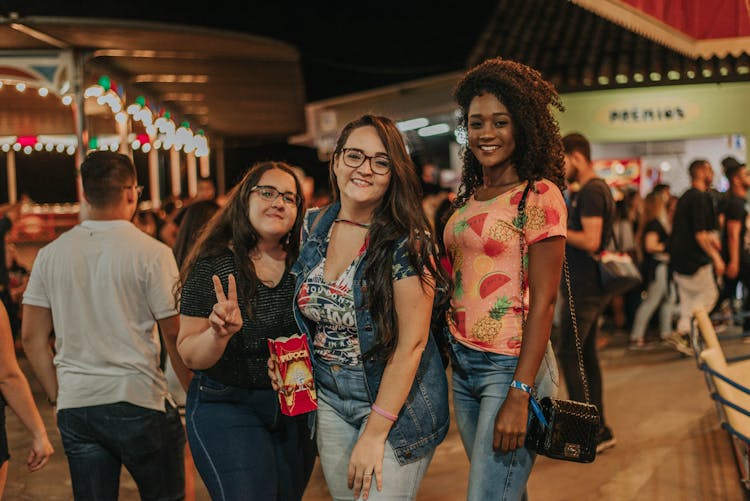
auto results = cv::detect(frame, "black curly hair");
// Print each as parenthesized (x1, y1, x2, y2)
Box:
(452, 57, 566, 207)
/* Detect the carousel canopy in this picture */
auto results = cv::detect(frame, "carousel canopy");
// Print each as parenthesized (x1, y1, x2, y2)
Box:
(0, 16, 306, 144)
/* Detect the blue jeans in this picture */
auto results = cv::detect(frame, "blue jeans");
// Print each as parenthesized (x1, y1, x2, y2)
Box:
(315, 362, 434, 501)
(630, 262, 677, 342)
(57, 401, 185, 501)
(185, 374, 316, 501)
(448, 337, 557, 501)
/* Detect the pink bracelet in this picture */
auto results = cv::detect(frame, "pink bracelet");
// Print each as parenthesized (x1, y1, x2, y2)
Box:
(371, 404, 398, 422)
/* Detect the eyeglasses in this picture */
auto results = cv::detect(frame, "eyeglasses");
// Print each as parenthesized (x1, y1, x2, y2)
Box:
(124, 185, 145, 198)
(250, 185, 301, 206)
(339, 148, 392, 175)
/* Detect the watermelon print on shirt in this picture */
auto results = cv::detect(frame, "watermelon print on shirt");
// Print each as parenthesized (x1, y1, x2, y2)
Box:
(443, 179, 567, 356)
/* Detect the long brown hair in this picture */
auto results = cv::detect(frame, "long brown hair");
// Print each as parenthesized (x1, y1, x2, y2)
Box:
(329, 114, 448, 359)
(175, 162, 304, 315)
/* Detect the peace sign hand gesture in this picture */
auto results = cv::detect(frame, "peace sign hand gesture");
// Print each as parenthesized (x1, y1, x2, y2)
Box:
(209, 274, 242, 337)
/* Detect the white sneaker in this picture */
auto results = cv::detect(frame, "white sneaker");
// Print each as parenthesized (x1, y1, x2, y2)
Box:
(596, 426, 617, 454)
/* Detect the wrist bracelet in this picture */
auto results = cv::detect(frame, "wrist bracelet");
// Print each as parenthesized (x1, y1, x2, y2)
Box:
(47, 396, 57, 407)
(371, 404, 398, 422)
(510, 380, 549, 428)
(509, 379, 533, 395)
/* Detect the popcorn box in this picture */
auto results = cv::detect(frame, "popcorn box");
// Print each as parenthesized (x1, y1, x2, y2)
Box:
(267, 333, 317, 416)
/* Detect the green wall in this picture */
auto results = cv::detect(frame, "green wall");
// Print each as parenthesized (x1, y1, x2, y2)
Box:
(557, 81, 750, 145)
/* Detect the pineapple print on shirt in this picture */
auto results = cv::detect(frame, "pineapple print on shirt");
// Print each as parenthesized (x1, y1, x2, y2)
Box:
(443, 180, 567, 355)
(472, 295, 511, 342)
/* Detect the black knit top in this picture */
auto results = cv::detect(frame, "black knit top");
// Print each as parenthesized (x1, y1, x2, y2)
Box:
(180, 251, 298, 389)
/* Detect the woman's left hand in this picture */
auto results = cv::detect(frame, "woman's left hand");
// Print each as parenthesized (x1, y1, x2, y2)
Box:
(347, 433, 385, 500)
(492, 389, 530, 452)
(27, 432, 54, 472)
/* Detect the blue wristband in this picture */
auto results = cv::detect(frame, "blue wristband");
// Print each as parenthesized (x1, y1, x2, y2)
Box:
(509, 379, 533, 394)
(510, 380, 549, 428)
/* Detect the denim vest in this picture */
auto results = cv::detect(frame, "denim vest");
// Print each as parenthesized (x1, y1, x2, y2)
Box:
(291, 201, 450, 465)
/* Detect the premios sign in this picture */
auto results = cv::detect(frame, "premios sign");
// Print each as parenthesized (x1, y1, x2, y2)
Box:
(594, 100, 701, 129)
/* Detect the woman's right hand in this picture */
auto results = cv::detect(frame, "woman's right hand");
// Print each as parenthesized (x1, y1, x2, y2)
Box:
(492, 389, 530, 452)
(209, 274, 242, 337)
(348, 431, 386, 500)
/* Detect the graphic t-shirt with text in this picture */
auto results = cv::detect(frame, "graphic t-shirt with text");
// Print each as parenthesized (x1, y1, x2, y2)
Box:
(297, 231, 418, 365)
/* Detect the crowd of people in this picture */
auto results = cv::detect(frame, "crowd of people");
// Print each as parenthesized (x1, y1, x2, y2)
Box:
(599, 157, 747, 358)
(0, 55, 745, 501)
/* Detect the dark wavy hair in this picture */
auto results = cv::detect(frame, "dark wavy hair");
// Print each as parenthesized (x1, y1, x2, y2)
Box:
(176, 161, 304, 316)
(329, 114, 448, 359)
(452, 57, 566, 207)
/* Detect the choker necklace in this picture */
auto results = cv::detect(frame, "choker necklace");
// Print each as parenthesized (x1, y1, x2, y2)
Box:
(334, 218, 371, 229)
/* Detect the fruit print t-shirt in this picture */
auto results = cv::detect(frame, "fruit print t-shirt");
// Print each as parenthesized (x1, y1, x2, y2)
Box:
(443, 179, 567, 355)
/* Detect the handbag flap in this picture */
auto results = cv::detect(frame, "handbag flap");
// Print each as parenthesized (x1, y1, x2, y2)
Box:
(540, 397, 600, 462)
(547, 398, 600, 425)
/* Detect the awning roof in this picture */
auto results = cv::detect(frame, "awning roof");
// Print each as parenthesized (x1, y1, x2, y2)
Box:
(469, 0, 750, 94)
(572, 0, 750, 58)
(0, 16, 307, 143)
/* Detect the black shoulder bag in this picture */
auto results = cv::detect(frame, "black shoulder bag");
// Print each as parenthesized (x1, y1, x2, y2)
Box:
(595, 227, 642, 296)
(517, 182, 600, 463)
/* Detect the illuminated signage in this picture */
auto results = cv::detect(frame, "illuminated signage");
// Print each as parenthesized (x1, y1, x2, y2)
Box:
(595, 101, 700, 128)
(609, 106, 685, 123)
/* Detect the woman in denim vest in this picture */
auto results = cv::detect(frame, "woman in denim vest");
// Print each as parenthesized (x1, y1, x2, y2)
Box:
(273, 114, 449, 500)
(445, 58, 567, 500)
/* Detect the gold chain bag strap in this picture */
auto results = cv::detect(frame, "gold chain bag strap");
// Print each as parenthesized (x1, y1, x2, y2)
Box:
(517, 181, 600, 463)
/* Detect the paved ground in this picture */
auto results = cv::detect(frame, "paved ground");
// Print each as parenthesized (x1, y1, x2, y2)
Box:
(4, 325, 748, 500)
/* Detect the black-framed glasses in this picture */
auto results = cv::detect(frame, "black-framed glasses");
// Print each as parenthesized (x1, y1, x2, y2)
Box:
(124, 185, 145, 198)
(250, 185, 301, 207)
(340, 148, 392, 175)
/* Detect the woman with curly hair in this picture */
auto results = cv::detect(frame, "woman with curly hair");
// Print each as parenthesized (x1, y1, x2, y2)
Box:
(176, 161, 316, 501)
(443, 57, 567, 500)
(271, 114, 450, 500)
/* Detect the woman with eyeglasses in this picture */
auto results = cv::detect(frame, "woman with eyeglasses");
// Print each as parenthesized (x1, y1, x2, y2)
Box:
(269, 114, 450, 500)
(176, 161, 316, 501)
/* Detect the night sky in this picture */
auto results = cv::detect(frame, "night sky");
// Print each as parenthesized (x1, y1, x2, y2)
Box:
(1, 0, 498, 101)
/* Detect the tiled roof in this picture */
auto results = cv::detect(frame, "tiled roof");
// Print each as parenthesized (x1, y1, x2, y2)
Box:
(468, 0, 750, 93)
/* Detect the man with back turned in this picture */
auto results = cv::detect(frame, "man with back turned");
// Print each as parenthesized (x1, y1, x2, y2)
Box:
(22, 150, 192, 500)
